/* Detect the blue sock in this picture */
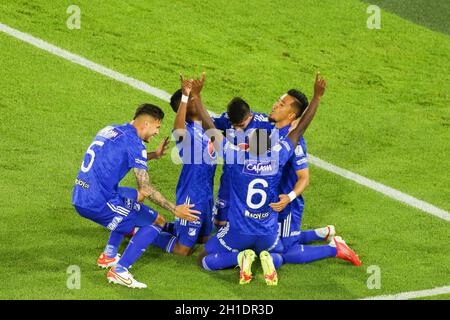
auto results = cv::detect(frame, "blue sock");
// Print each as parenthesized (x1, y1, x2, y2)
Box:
(202, 252, 239, 271)
(153, 231, 177, 253)
(117, 225, 162, 270)
(283, 245, 337, 264)
(104, 231, 124, 258)
(298, 229, 324, 244)
(270, 253, 283, 269)
(162, 222, 176, 236)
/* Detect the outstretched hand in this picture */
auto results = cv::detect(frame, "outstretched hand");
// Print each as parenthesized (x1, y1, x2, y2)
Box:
(313, 72, 327, 98)
(180, 73, 193, 97)
(191, 72, 206, 97)
(174, 204, 201, 222)
(154, 136, 170, 158)
(269, 194, 291, 212)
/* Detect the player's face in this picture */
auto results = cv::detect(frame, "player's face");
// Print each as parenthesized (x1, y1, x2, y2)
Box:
(269, 94, 296, 122)
(231, 113, 253, 130)
(143, 117, 161, 142)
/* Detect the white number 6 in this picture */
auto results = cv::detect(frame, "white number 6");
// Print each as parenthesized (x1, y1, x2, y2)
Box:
(81, 141, 104, 173)
(246, 179, 268, 210)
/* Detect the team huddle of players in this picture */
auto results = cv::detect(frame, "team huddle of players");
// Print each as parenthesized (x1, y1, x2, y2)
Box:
(72, 72, 361, 289)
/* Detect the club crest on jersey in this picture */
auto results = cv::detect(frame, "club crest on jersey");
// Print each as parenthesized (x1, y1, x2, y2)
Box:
(243, 160, 277, 176)
(295, 145, 305, 157)
(188, 228, 197, 236)
(207, 140, 217, 159)
(238, 143, 249, 151)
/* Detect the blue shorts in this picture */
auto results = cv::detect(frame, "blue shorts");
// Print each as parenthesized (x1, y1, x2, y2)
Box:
(213, 197, 229, 223)
(205, 222, 279, 255)
(175, 199, 214, 248)
(74, 188, 158, 235)
(276, 207, 304, 252)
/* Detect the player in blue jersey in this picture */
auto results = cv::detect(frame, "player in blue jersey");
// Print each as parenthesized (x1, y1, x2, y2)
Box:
(268, 91, 361, 267)
(152, 74, 217, 256)
(211, 98, 274, 229)
(208, 81, 361, 267)
(72, 104, 200, 288)
(194, 73, 327, 285)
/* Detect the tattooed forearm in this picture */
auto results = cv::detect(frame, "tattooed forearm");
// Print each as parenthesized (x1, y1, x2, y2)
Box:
(133, 168, 176, 213)
(134, 168, 150, 190)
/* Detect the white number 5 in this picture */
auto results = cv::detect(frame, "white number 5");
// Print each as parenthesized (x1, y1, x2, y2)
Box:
(246, 179, 268, 210)
(81, 141, 104, 173)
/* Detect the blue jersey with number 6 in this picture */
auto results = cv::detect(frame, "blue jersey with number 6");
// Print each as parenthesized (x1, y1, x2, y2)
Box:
(72, 124, 148, 212)
(222, 138, 294, 235)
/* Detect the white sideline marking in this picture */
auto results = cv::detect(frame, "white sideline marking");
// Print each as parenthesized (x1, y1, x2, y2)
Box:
(1, 22, 449, 223)
(361, 285, 450, 300)
(309, 156, 450, 222)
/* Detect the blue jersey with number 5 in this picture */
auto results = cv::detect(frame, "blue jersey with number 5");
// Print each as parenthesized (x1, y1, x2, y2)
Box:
(222, 138, 294, 235)
(72, 124, 148, 212)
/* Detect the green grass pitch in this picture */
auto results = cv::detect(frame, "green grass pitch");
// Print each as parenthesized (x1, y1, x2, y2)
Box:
(0, 0, 448, 299)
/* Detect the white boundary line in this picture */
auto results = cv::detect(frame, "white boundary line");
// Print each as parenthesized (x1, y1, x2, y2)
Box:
(309, 156, 450, 222)
(1, 21, 449, 224)
(361, 285, 450, 300)
(1, 21, 449, 301)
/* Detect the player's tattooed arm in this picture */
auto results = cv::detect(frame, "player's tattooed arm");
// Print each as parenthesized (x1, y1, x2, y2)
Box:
(133, 168, 201, 221)
(287, 72, 327, 146)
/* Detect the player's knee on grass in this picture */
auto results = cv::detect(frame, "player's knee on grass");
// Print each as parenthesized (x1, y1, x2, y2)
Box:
(153, 214, 166, 228)
(172, 241, 194, 256)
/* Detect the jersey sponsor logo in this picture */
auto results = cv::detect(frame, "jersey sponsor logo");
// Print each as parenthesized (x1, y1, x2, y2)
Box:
(97, 126, 123, 141)
(107, 216, 123, 231)
(245, 210, 270, 220)
(243, 160, 277, 176)
(75, 178, 90, 189)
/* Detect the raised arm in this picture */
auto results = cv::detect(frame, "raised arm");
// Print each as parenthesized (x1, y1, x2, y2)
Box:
(133, 168, 200, 221)
(287, 72, 327, 146)
(191, 72, 224, 151)
(173, 75, 192, 139)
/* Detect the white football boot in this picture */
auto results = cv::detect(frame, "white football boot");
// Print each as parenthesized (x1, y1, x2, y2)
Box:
(107, 267, 147, 289)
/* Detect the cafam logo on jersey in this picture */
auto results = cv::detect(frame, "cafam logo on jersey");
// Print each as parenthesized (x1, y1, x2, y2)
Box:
(243, 160, 278, 176)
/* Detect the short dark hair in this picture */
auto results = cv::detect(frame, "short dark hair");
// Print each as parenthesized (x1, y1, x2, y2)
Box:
(134, 103, 164, 120)
(170, 89, 183, 113)
(287, 89, 309, 118)
(227, 97, 251, 124)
